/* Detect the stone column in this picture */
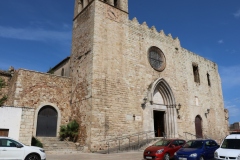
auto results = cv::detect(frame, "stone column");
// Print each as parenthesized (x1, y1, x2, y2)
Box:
(108, 0, 114, 6)
(118, 0, 123, 10)
(78, 0, 83, 13)
(83, 0, 88, 8)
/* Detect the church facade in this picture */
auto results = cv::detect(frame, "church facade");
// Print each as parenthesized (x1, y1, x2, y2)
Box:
(0, 0, 229, 151)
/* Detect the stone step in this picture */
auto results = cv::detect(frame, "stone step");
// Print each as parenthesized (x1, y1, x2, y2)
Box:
(36, 137, 78, 152)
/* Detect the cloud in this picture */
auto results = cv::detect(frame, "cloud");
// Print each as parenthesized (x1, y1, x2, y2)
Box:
(233, 9, 240, 18)
(219, 65, 240, 89)
(0, 26, 72, 43)
(225, 104, 240, 118)
(218, 40, 224, 44)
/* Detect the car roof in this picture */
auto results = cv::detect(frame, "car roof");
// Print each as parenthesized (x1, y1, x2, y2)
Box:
(187, 139, 215, 142)
(0, 136, 9, 138)
(225, 134, 240, 139)
(160, 138, 185, 141)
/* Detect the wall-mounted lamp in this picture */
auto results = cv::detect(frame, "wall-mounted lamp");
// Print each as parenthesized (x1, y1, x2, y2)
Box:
(133, 114, 136, 121)
(205, 109, 210, 117)
(176, 103, 181, 110)
(141, 97, 148, 109)
(176, 103, 181, 119)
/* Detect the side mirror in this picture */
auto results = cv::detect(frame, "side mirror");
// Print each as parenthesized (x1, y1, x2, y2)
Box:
(16, 144, 23, 148)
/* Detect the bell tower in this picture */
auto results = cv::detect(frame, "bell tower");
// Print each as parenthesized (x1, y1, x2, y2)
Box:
(70, 0, 130, 150)
(74, 0, 128, 18)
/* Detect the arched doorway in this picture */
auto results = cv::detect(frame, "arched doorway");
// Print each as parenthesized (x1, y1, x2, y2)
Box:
(195, 115, 203, 138)
(36, 105, 58, 137)
(143, 78, 178, 138)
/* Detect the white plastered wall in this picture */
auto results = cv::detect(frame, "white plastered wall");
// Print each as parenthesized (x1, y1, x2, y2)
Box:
(0, 106, 22, 140)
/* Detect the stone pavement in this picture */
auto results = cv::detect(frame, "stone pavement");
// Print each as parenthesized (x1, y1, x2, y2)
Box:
(46, 151, 144, 160)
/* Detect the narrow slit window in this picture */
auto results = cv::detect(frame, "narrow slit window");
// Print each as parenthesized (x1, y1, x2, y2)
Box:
(193, 64, 200, 83)
(207, 73, 211, 86)
(61, 68, 65, 76)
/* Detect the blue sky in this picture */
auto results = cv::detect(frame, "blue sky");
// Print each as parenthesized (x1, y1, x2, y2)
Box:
(0, 1, 240, 124)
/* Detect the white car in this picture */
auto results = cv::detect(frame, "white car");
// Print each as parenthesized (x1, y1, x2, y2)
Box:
(0, 137, 46, 160)
(214, 133, 240, 160)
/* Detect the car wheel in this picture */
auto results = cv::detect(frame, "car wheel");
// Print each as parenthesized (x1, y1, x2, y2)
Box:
(25, 154, 40, 160)
(163, 153, 170, 160)
(200, 156, 204, 160)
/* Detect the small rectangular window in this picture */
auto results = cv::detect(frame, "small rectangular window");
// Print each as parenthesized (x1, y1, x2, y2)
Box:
(0, 129, 9, 137)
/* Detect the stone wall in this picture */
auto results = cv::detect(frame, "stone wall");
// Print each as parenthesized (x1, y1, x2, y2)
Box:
(0, 71, 12, 105)
(81, 0, 229, 151)
(70, 0, 95, 148)
(18, 107, 35, 145)
(6, 69, 72, 126)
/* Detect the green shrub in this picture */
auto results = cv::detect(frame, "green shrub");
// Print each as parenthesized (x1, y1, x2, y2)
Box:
(59, 120, 79, 142)
(31, 137, 43, 148)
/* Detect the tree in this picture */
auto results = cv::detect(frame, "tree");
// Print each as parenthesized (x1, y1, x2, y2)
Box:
(0, 77, 7, 106)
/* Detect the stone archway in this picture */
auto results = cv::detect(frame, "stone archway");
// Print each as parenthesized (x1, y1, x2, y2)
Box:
(36, 105, 58, 137)
(195, 115, 203, 138)
(143, 78, 178, 138)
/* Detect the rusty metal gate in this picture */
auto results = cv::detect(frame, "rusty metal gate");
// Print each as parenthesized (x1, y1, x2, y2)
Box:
(36, 106, 58, 137)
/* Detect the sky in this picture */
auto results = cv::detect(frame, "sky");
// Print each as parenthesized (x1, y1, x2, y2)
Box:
(0, 1, 240, 124)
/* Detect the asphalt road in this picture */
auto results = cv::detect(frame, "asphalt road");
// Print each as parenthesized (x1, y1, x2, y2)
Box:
(47, 151, 144, 160)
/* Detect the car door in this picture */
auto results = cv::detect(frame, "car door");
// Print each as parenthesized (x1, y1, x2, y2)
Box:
(0, 138, 24, 160)
(169, 140, 180, 157)
(208, 140, 219, 159)
(204, 140, 217, 159)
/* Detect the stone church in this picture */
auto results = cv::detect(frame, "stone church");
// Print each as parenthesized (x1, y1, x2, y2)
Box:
(0, 0, 229, 151)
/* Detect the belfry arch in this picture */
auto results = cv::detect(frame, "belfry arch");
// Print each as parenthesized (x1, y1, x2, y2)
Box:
(143, 78, 178, 138)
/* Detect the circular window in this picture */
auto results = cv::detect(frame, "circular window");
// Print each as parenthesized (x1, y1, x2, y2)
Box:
(148, 46, 166, 72)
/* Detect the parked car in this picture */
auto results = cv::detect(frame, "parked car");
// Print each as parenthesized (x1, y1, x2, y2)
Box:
(0, 137, 46, 160)
(143, 139, 186, 160)
(174, 139, 219, 160)
(214, 133, 240, 159)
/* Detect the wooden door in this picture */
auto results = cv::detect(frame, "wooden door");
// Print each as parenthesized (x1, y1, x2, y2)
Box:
(195, 115, 203, 138)
(36, 106, 58, 137)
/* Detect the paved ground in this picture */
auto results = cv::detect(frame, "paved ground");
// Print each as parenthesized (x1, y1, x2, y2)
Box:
(46, 151, 144, 160)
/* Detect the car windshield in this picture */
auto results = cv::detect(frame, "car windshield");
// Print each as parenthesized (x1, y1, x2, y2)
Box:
(221, 139, 240, 149)
(183, 140, 204, 149)
(153, 140, 171, 146)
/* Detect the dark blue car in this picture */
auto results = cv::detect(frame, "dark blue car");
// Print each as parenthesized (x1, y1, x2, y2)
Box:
(174, 139, 219, 160)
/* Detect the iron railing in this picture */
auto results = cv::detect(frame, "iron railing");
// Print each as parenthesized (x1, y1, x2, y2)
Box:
(99, 131, 156, 154)
(183, 132, 211, 140)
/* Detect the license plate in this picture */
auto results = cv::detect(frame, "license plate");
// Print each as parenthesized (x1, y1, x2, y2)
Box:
(179, 158, 187, 160)
(146, 156, 152, 159)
